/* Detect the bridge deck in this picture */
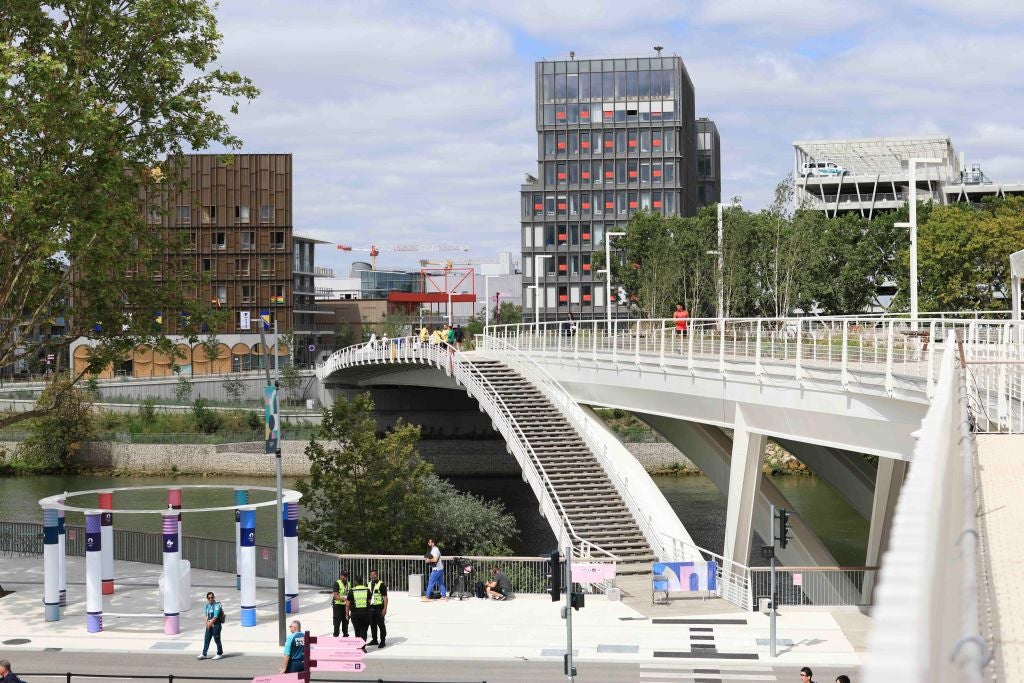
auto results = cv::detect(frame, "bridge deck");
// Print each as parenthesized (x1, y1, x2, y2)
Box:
(975, 434, 1024, 682)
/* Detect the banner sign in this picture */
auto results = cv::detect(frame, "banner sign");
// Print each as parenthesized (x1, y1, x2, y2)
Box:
(652, 561, 718, 592)
(571, 563, 614, 583)
(240, 311, 251, 330)
(264, 386, 279, 454)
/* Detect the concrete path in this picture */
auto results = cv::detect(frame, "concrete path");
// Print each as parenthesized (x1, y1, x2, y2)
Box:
(975, 434, 1024, 683)
(0, 556, 862, 674)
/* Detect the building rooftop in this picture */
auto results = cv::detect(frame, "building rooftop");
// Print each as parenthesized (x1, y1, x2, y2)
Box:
(793, 136, 959, 180)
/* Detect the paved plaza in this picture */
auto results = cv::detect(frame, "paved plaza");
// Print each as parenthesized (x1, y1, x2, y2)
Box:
(0, 555, 864, 679)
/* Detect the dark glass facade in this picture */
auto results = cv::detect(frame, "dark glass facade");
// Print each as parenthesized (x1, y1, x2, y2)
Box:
(696, 118, 722, 207)
(520, 56, 698, 321)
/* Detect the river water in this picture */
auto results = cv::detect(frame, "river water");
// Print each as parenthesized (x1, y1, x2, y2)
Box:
(0, 472, 867, 565)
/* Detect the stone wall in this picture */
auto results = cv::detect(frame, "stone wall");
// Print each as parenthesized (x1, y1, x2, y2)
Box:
(625, 442, 701, 474)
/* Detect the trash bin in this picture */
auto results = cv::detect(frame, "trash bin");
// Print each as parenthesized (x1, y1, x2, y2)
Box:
(408, 573, 423, 598)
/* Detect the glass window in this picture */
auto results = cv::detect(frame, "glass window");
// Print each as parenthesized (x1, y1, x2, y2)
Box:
(544, 132, 555, 155)
(604, 191, 615, 213)
(568, 133, 579, 155)
(271, 230, 284, 248)
(534, 192, 543, 216)
(569, 161, 579, 184)
(176, 205, 191, 224)
(566, 74, 578, 99)
(545, 194, 556, 216)
(652, 130, 663, 149)
(555, 105, 567, 122)
(201, 205, 215, 224)
(203, 258, 212, 272)
(241, 284, 254, 303)
(523, 226, 533, 248)
(568, 103, 579, 124)
(604, 131, 616, 152)
(582, 283, 592, 303)
(615, 101, 627, 123)
(580, 72, 591, 99)
(604, 160, 615, 183)
(664, 130, 675, 152)
(652, 190, 663, 210)
(663, 99, 676, 121)
(625, 71, 638, 98)
(653, 161, 663, 180)
(590, 72, 602, 99)
(640, 161, 651, 183)
(545, 225, 556, 246)
(639, 101, 651, 123)
(236, 205, 250, 223)
(544, 104, 555, 125)
(545, 163, 555, 186)
(595, 284, 605, 307)
(698, 185, 706, 204)
(641, 191, 651, 211)
(593, 222, 605, 246)
(581, 162, 592, 183)
(260, 258, 273, 275)
(557, 255, 568, 273)
(666, 191, 676, 214)
(582, 253, 592, 272)
(617, 192, 628, 215)
(547, 285, 556, 309)
(627, 130, 638, 150)
(579, 132, 591, 152)
(581, 191, 591, 212)
(260, 205, 273, 223)
(570, 225, 580, 247)
(556, 132, 567, 153)
(626, 104, 638, 123)
(628, 159, 638, 181)
(639, 70, 651, 98)
(581, 224, 592, 244)
(214, 285, 227, 305)
(663, 70, 674, 97)
(555, 74, 566, 100)
(665, 161, 675, 182)
(628, 191, 638, 212)
(571, 285, 580, 304)
(569, 192, 579, 216)
(616, 160, 627, 184)
(570, 254, 580, 275)
(640, 130, 651, 152)
(602, 72, 614, 100)
(615, 71, 627, 98)
(213, 231, 226, 250)
(241, 230, 255, 250)
(616, 130, 626, 154)
(557, 194, 567, 215)
(534, 225, 543, 246)
(543, 74, 554, 102)
(557, 163, 567, 183)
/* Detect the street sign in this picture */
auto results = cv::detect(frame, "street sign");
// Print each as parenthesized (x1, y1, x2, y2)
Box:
(571, 563, 605, 583)
(310, 646, 365, 662)
(252, 674, 304, 683)
(264, 385, 279, 454)
(310, 635, 365, 648)
(310, 661, 365, 673)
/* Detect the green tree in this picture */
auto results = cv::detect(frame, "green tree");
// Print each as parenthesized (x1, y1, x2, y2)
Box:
(279, 363, 302, 405)
(0, 0, 258, 429)
(495, 303, 523, 325)
(12, 373, 96, 472)
(223, 373, 248, 403)
(174, 375, 193, 403)
(297, 393, 433, 554)
(423, 477, 517, 556)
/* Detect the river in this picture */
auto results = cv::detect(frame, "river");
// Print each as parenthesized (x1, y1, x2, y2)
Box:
(0, 472, 867, 565)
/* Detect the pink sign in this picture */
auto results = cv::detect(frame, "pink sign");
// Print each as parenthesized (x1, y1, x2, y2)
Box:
(311, 636, 365, 648)
(262, 548, 270, 560)
(571, 563, 616, 583)
(68, 529, 76, 541)
(312, 661, 366, 673)
(792, 572, 803, 586)
(252, 674, 303, 683)
(311, 646, 365, 662)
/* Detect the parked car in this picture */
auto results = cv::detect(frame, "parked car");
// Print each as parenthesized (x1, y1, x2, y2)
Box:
(800, 161, 846, 177)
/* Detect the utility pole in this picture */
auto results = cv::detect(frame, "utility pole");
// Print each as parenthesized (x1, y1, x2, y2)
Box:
(769, 504, 777, 658)
(563, 545, 575, 682)
(895, 158, 941, 330)
(274, 319, 285, 647)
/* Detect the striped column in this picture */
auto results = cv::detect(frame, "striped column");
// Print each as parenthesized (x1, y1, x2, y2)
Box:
(85, 511, 103, 633)
(239, 506, 256, 626)
(284, 501, 299, 614)
(43, 506, 60, 621)
(167, 486, 182, 539)
(98, 491, 114, 595)
(58, 495, 67, 607)
(234, 488, 249, 590)
(162, 509, 181, 635)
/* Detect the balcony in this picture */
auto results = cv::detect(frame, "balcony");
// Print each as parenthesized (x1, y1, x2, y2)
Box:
(313, 266, 335, 278)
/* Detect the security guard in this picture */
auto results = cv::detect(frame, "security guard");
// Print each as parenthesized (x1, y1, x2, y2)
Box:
(346, 575, 371, 651)
(331, 569, 351, 638)
(367, 568, 388, 648)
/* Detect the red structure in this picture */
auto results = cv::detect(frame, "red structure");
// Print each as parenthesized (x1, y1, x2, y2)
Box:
(386, 264, 476, 322)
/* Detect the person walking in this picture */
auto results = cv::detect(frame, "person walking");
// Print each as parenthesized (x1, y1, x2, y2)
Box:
(673, 303, 689, 350)
(197, 591, 224, 660)
(346, 575, 371, 651)
(279, 620, 305, 673)
(445, 324, 456, 347)
(429, 328, 443, 346)
(454, 324, 464, 350)
(419, 325, 429, 344)
(331, 569, 352, 638)
(0, 659, 21, 683)
(799, 667, 816, 682)
(835, 676, 850, 683)
(366, 568, 388, 648)
(422, 537, 448, 601)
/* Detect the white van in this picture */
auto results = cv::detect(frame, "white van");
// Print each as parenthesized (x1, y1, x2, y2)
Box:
(800, 161, 845, 177)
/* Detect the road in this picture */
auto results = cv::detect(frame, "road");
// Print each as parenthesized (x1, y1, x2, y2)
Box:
(10, 649, 858, 683)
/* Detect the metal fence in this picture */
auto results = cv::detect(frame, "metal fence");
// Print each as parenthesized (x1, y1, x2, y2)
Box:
(20, 673, 483, 683)
(749, 567, 878, 608)
(1, 520, 552, 595)
(0, 429, 319, 444)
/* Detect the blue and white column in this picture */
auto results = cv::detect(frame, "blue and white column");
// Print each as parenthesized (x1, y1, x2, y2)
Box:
(43, 506, 60, 621)
(284, 501, 299, 614)
(161, 509, 180, 635)
(239, 506, 256, 626)
(98, 490, 114, 595)
(85, 511, 103, 633)
(234, 488, 248, 590)
(58, 494, 67, 607)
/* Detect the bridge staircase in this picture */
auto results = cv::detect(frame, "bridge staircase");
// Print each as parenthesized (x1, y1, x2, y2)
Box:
(469, 358, 657, 572)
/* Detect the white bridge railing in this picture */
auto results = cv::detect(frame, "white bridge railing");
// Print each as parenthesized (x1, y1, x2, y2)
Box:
(483, 316, 1024, 433)
(317, 338, 618, 566)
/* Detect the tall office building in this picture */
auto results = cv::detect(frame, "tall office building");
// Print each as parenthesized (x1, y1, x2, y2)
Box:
(519, 54, 705, 322)
(696, 118, 721, 207)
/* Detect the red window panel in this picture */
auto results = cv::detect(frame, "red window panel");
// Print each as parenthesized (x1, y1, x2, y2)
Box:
(581, 141, 590, 149)
(582, 263, 592, 271)
(534, 203, 543, 210)
(582, 202, 591, 209)
(629, 201, 638, 208)
(604, 171, 614, 178)
(580, 110, 590, 118)
(557, 204, 566, 211)
(604, 140, 613, 148)
(652, 111, 662, 117)
(558, 264, 568, 272)
(557, 142, 566, 149)
(581, 171, 591, 179)
(629, 170, 638, 178)
(653, 201, 663, 208)
(556, 111, 566, 119)
(559, 294, 569, 302)
(605, 201, 614, 209)
(628, 140, 637, 147)
(557, 172, 567, 180)
(603, 109, 614, 118)
(582, 232, 591, 240)
(558, 232, 568, 240)
(583, 294, 592, 302)
(653, 170, 663, 177)
(653, 139, 662, 147)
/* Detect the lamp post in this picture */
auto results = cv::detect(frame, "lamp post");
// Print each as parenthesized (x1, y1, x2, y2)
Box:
(484, 274, 500, 329)
(711, 199, 741, 332)
(894, 158, 941, 329)
(534, 254, 553, 328)
(604, 231, 626, 330)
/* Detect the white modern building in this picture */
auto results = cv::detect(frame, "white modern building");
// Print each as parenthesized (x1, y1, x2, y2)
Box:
(793, 136, 1024, 218)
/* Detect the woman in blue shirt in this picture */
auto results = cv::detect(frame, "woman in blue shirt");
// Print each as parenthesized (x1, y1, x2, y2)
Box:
(280, 620, 305, 673)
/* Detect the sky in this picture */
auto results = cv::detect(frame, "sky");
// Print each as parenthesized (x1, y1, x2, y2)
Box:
(207, 0, 1024, 276)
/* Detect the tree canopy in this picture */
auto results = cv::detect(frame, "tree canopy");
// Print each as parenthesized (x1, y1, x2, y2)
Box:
(0, 0, 258, 426)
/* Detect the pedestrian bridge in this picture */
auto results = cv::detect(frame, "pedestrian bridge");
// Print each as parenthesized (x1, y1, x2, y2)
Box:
(317, 316, 1021, 641)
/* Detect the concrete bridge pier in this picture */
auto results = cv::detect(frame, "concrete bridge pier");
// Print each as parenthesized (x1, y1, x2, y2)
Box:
(724, 408, 766, 570)
(863, 457, 907, 600)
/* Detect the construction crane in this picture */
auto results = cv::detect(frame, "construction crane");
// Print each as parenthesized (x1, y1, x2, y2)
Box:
(337, 243, 469, 270)
(418, 258, 473, 268)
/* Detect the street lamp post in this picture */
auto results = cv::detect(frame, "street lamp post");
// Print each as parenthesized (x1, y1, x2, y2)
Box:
(534, 254, 553, 329)
(484, 274, 500, 329)
(894, 158, 941, 329)
(711, 199, 741, 332)
(604, 231, 626, 330)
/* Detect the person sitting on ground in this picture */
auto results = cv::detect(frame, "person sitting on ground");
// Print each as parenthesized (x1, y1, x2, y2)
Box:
(485, 565, 512, 600)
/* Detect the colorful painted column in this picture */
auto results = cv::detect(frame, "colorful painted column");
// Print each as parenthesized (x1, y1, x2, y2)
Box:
(43, 506, 60, 621)
(239, 506, 256, 626)
(58, 494, 67, 607)
(167, 486, 182, 539)
(98, 490, 114, 595)
(85, 511, 103, 633)
(234, 488, 249, 590)
(161, 508, 181, 635)
(284, 501, 299, 614)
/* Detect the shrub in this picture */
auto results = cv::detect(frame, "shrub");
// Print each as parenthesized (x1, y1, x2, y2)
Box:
(139, 399, 156, 422)
(175, 376, 193, 403)
(247, 411, 263, 431)
(13, 374, 96, 472)
(192, 398, 221, 434)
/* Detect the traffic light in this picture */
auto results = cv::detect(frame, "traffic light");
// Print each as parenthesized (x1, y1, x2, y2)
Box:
(777, 508, 790, 549)
(546, 551, 561, 602)
(570, 591, 585, 611)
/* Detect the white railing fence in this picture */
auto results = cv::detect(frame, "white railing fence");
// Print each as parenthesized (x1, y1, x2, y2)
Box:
(864, 335, 988, 683)
(482, 316, 1024, 432)
(317, 338, 618, 565)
